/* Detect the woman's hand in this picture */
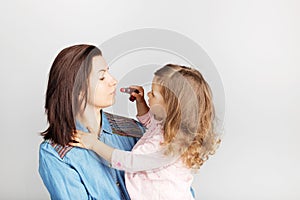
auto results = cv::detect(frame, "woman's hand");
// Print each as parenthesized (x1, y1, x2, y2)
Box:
(69, 130, 98, 150)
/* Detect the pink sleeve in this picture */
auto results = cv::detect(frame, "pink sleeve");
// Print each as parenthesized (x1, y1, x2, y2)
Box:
(136, 111, 152, 128)
(111, 149, 177, 173)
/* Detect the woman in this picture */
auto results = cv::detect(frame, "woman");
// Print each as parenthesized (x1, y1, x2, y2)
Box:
(39, 44, 144, 199)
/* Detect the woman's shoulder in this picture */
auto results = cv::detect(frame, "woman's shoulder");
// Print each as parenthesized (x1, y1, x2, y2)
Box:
(103, 112, 145, 138)
(39, 139, 74, 160)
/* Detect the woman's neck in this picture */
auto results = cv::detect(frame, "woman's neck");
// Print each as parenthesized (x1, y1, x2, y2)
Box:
(77, 106, 102, 136)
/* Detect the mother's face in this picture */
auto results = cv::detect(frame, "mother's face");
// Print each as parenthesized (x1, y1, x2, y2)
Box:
(87, 55, 117, 109)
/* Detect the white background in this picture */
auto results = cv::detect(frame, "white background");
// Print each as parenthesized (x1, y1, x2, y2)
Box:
(1, 0, 299, 199)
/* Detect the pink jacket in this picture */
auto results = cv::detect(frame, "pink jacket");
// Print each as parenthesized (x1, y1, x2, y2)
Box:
(111, 111, 195, 200)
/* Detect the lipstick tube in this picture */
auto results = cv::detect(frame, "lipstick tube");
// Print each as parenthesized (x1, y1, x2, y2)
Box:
(120, 88, 139, 102)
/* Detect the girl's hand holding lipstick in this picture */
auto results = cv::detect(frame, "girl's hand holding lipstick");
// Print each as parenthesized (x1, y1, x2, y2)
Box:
(120, 86, 149, 116)
(120, 86, 145, 102)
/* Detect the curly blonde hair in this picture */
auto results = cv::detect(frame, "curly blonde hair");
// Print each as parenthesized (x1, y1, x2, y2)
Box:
(154, 64, 220, 169)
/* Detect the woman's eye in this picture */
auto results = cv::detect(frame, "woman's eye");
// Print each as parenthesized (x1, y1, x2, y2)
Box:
(99, 71, 106, 80)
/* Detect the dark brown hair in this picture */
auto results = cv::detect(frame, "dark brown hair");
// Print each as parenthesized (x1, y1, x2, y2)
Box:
(41, 44, 102, 146)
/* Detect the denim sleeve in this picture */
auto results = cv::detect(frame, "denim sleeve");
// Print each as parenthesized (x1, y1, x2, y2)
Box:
(39, 145, 91, 200)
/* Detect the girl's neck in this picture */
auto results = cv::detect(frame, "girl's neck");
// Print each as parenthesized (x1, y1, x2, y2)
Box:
(77, 106, 102, 136)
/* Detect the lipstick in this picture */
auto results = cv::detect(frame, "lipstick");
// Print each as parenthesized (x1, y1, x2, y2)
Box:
(120, 88, 139, 102)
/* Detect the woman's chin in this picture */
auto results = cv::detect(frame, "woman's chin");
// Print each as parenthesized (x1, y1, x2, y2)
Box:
(97, 99, 116, 109)
(108, 98, 116, 107)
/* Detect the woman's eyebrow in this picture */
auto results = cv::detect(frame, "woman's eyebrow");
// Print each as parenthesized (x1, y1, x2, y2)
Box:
(97, 69, 107, 75)
(98, 66, 109, 73)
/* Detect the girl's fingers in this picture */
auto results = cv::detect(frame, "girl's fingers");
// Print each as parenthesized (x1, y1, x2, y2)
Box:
(130, 85, 144, 94)
(71, 136, 80, 143)
(75, 130, 86, 136)
(72, 132, 81, 139)
(129, 86, 144, 99)
(86, 127, 95, 134)
(131, 92, 143, 98)
(69, 142, 83, 148)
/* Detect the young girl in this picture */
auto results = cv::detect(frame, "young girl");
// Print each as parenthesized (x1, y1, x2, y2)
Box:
(71, 64, 220, 200)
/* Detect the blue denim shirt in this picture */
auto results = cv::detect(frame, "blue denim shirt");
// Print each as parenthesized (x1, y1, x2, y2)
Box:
(39, 112, 143, 200)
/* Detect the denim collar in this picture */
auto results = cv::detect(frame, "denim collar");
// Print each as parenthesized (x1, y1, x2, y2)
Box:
(101, 111, 112, 134)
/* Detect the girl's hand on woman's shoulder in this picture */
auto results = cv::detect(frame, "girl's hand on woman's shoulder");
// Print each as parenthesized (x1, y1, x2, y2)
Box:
(69, 129, 98, 150)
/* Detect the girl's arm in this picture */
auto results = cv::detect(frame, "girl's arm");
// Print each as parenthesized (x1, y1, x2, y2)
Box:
(128, 86, 149, 116)
(71, 130, 177, 172)
(91, 140, 114, 163)
(126, 86, 154, 129)
(111, 148, 177, 172)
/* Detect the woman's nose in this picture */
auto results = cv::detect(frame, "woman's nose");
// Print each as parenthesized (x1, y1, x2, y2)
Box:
(147, 92, 150, 97)
(108, 73, 118, 86)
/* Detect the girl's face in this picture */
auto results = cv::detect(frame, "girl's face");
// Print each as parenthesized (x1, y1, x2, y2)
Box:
(87, 55, 117, 109)
(147, 82, 166, 120)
